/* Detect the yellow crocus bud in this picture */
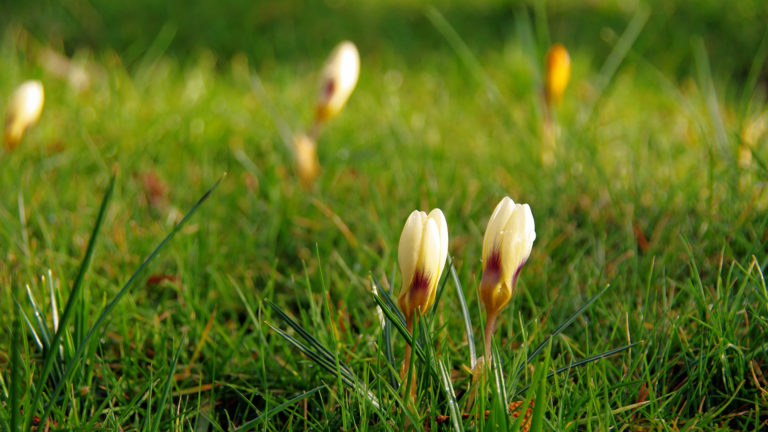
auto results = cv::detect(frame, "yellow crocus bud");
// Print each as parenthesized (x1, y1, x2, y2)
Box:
(293, 132, 319, 188)
(315, 41, 360, 124)
(544, 43, 571, 106)
(478, 197, 535, 361)
(397, 208, 449, 325)
(4, 80, 45, 150)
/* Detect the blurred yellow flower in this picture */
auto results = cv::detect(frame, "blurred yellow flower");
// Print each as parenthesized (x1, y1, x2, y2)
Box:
(545, 43, 571, 106)
(315, 41, 360, 124)
(293, 132, 319, 188)
(397, 208, 448, 324)
(4, 80, 44, 150)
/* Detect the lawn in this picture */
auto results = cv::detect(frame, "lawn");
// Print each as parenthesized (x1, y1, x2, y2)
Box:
(1, 0, 768, 430)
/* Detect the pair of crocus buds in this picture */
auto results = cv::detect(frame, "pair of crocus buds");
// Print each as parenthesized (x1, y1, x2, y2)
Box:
(396, 198, 535, 369)
(4, 80, 45, 150)
(293, 41, 360, 188)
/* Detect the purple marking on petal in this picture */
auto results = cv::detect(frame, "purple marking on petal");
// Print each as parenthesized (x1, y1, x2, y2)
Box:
(324, 79, 336, 100)
(410, 270, 432, 298)
(485, 250, 502, 274)
(512, 259, 528, 286)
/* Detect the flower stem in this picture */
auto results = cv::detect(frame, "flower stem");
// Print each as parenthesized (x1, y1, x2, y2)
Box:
(400, 315, 417, 404)
(484, 310, 498, 365)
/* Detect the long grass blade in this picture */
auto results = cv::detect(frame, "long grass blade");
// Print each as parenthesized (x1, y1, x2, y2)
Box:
(25, 285, 49, 350)
(372, 275, 406, 326)
(32, 174, 223, 431)
(265, 301, 354, 378)
(438, 359, 464, 432)
(266, 302, 382, 410)
(148, 339, 184, 432)
(581, 6, 650, 125)
(13, 295, 43, 352)
(25, 173, 115, 431)
(449, 257, 476, 369)
(374, 279, 398, 389)
(522, 285, 609, 370)
(513, 343, 637, 398)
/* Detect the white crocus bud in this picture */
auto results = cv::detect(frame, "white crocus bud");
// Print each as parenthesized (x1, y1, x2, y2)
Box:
(479, 197, 536, 319)
(4, 80, 45, 150)
(315, 41, 360, 124)
(397, 208, 448, 325)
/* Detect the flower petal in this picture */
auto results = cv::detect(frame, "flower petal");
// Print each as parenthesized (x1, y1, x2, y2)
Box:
(420, 216, 442, 311)
(398, 210, 426, 294)
(482, 197, 515, 264)
(427, 208, 449, 283)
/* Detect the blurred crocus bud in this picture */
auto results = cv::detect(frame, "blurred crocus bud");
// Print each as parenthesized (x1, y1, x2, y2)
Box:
(315, 41, 360, 124)
(293, 132, 319, 188)
(478, 197, 536, 318)
(397, 209, 449, 324)
(4, 80, 45, 150)
(544, 43, 570, 106)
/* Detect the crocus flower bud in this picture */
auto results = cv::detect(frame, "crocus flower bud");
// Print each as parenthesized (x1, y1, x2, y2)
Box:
(397, 208, 449, 323)
(4, 80, 45, 150)
(293, 132, 319, 188)
(544, 43, 570, 106)
(315, 41, 360, 124)
(478, 197, 536, 318)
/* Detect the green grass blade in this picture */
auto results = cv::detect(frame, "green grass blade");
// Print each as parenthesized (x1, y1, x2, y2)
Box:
(265, 301, 354, 378)
(513, 343, 637, 398)
(739, 26, 768, 117)
(24, 284, 50, 351)
(581, 5, 650, 125)
(528, 340, 552, 432)
(693, 37, 730, 157)
(10, 304, 23, 432)
(148, 339, 184, 432)
(233, 386, 323, 431)
(24, 173, 115, 431)
(449, 256, 476, 369)
(372, 275, 406, 326)
(374, 278, 398, 389)
(438, 359, 464, 432)
(32, 174, 223, 431)
(521, 285, 609, 371)
(371, 289, 427, 366)
(13, 295, 42, 353)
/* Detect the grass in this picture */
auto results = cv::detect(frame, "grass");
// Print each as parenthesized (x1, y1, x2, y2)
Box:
(1, 0, 768, 430)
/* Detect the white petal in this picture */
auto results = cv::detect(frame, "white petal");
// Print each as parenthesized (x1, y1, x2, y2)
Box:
(500, 204, 535, 287)
(420, 217, 442, 310)
(427, 208, 449, 282)
(482, 197, 515, 264)
(398, 210, 426, 292)
(318, 41, 360, 116)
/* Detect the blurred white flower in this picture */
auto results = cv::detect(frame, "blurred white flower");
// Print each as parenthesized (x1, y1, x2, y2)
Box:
(4, 80, 44, 149)
(315, 41, 360, 124)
